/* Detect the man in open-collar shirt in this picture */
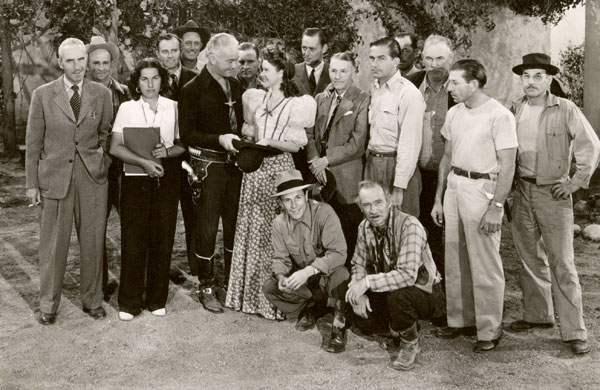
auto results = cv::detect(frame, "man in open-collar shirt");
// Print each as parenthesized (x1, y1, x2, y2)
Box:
(366, 37, 425, 217)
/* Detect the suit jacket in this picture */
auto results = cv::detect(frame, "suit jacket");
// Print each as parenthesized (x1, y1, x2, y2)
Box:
(164, 67, 198, 102)
(25, 76, 113, 199)
(405, 70, 456, 109)
(306, 85, 370, 204)
(178, 67, 243, 150)
(294, 62, 331, 97)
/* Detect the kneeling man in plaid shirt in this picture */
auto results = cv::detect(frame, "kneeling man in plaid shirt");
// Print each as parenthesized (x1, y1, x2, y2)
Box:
(346, 180, 445, 371)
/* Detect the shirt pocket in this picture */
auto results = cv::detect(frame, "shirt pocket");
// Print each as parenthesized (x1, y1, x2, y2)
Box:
(377, 102, 399, 132)
(286, 243, 304, 265)
(545, 126, 569, 161)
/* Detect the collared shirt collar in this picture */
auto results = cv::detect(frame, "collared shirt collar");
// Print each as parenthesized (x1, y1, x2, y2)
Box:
(422, 72, 447, 94)
(374, 70, 402, 90)
(518, 91, 560, 109)
(63, 76, 83, 93)
(171, 63, 182, 80)
(306, 61, 324, 77)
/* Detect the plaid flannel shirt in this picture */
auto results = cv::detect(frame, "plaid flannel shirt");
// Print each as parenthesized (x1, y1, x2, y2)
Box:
(351, 208, 440, 293)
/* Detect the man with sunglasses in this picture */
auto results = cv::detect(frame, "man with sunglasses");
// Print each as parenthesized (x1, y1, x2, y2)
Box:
(508, 53, 600, 354)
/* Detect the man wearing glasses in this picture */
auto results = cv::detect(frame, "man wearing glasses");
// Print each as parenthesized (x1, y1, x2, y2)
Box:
(508, 53, 600, 354)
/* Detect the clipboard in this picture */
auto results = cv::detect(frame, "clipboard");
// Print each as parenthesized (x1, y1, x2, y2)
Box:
(122, 126, 161, 176)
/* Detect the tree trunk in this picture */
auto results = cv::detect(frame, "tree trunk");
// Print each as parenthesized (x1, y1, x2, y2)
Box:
(584, 0, 600, 194)
(0, 7, 17, 156)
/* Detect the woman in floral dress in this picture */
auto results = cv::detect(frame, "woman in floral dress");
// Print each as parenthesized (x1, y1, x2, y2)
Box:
(226, 48, 316, 319)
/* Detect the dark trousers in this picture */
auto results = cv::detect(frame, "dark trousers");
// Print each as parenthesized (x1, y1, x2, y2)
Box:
(329, 196, 363, 267)
(118, 158, 180, 315)
(292, 148, 311, 181)
(179, 153, 198, 275)
(263, 267, 350, 319)
(353, 284, 445, 333)
(418, 169, 444, 281)
(102, 160, 121, 292)
(194, 162, 241, 286)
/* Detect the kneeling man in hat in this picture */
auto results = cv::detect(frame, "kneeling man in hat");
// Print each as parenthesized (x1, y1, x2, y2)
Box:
(263, 169, 350, 353)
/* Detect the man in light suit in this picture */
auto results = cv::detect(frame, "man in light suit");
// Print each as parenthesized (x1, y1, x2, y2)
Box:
(306, 51, 369, 265)
(26, 38, 113, 325)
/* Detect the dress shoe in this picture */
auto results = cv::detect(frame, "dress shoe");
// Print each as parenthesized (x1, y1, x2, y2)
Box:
(199, 287, 224, 313)
(151, 308, 167, 317)
(38, 312, 57, 325)
(434, 326, 477, 339)
(323, 326, 346, 353)
(118, 311, 134, 321)
(509, 320, 553, 333)
(569, 340, 591, 354)
(295, 309, 316, 332)
(83, 307, 106, 319)
(473, 337, 501, 353)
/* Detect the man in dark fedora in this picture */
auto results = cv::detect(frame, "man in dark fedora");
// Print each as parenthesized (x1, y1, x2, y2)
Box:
(85, 35, 129, 299)
(507, 53, 600, 354)
(173, 20, 211, 72)
(263, 169, 350, 353)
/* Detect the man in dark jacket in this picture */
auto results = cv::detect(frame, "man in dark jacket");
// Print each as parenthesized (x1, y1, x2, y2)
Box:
(179, 33, 243, 313)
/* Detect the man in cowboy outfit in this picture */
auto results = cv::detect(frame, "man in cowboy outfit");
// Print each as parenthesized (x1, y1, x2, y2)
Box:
(173, 20, 211, 73)
(508, 53, 600, 355)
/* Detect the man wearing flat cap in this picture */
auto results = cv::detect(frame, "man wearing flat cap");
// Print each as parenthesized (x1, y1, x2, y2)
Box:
(173, 20, 211, 73)
(85, 36, 130, 299)
(507, 53, 600, 355)
(263, 169, 350, 353)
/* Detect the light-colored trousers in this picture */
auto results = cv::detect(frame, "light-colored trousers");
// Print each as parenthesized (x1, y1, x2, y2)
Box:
(511, 178, 587, 341)
(39, 155, 108, 314)
(444, 172, 504, 341)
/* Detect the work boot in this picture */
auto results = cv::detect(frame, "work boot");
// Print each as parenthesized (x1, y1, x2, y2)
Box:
(391, 323, 420, 371)
(323, 306, 347, 353)
(295, 306, 316, 331)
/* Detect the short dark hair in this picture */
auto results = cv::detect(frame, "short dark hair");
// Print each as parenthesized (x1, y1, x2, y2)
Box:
(395, 33, 418, 50)
(331, 51, 356, 68)
(156, 33, 181, 51)
(128, 57, 170, 100)
(370, 37, 401, 60)
(303, 27, 327, 46)
(451, 59, 487, 88)
(238, 42, 259, 59)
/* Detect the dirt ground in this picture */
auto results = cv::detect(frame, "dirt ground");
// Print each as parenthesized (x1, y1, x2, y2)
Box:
(1, 154, 599, 390)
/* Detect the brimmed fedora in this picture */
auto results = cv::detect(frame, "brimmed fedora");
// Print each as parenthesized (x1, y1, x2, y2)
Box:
(232, 139, 281, 173)
(512, 53, 559, 76)
(172, 20, 211, 51)
(272, 169, 314, 198)
(85, 36, 120, 61)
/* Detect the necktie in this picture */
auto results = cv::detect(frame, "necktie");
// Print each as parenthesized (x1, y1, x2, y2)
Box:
(224, 81, 237, 132)
(308, 68, 316, 94)
(374, 227, 388, 273)
(170, 73, 178, 91)
(320, 94, 342, 156)
(70, 85, 80, 121)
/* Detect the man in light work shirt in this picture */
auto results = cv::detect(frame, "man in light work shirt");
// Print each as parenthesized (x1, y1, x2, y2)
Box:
(346, 180, 444, 371)
(366, 37, 425, 217)
(263, 169, 349, 353)
(508, 53, 600, 354)
(406, 34, 456, 280)
(431, 59, 517, 353)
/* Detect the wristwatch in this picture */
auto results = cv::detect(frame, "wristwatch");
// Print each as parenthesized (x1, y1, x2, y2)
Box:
(312, 266, 320, 275)
(492, 201, 503, 208)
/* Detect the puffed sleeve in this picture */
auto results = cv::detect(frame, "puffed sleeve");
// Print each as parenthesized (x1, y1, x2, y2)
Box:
(281, 95, 317, 147)
(241, 88, 267, 139)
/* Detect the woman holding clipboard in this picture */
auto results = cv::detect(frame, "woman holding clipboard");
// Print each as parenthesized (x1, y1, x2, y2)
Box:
(110, 58, 184, 321)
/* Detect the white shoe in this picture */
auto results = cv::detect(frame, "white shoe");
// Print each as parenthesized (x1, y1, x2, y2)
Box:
(151, 308, 166, 317)
(118, 311, 134, 321)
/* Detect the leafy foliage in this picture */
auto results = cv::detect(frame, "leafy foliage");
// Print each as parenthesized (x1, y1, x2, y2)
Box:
(559, 43, 584, 109)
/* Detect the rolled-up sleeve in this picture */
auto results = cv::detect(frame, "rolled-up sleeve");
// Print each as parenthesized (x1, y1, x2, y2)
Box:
(394, 87, 425, 189)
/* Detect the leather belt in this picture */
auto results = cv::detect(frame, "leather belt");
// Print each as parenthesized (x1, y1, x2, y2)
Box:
(368, 150, 397, 158)
(452, 166, 491, 180)
(520, 176, 537, 184)
(188, 146, 228, 163)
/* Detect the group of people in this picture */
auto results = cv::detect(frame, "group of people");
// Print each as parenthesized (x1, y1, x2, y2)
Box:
(25, 19, 600, 372)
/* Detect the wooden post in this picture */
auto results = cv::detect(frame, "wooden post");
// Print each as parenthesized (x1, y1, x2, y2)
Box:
(584, 0, 600, 194)
(0, 4, 17, 156)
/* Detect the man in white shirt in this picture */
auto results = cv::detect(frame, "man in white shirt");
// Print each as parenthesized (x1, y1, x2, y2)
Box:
(365, 36, 425, 217)
(293, 28, 331, 97)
